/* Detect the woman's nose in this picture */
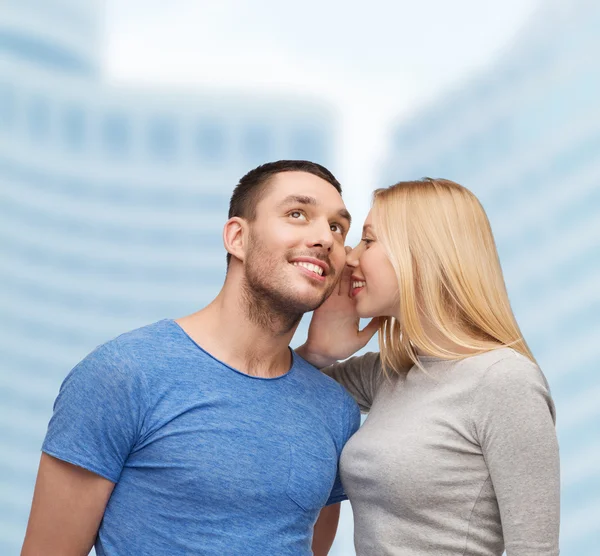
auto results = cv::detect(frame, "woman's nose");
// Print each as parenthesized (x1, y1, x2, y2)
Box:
(346, 244, 360, 267)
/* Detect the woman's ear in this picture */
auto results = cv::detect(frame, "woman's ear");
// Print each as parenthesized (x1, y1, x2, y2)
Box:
(223, 217, 247, 263)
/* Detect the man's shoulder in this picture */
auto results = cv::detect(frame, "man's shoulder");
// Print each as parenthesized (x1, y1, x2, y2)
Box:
(293, 354, 360, 440)
(76, 319, 173, 379)
(96, 319, 178, 363)
(110, 318, 172, 347)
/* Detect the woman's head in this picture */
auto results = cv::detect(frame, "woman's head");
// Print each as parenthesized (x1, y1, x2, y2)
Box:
(347, 178, 534, 373)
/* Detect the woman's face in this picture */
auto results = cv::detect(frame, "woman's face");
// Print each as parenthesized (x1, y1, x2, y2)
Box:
(346, 210, 399, 318)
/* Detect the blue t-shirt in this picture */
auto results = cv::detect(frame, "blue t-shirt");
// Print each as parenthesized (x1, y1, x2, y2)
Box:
(42, 319, 360, 555)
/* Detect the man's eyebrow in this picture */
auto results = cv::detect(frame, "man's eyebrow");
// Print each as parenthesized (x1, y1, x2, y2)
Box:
(278, 195, 317, 208)
(338, 209, 352, 227)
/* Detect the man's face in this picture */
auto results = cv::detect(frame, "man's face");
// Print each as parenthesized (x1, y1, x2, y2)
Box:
(243, 171, 351, 314)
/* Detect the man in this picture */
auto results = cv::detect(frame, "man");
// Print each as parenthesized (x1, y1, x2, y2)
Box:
(22, 160, 361, 555)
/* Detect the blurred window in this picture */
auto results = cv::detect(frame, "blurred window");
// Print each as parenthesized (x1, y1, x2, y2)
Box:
(102, 112, 131, 158)
(62, 104, 86, 152)
(148, 117, 178, 162)
(289, 128, 327, 163)
(27, 95, 51, 142)
(0, 83, 16, 132)
(0, 28, 93, 74)
(196, 122, 226, 165)
(242, 125, 271, 165)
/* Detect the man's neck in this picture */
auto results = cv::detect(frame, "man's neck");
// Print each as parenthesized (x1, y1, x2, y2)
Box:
(176, 283, 301, 378)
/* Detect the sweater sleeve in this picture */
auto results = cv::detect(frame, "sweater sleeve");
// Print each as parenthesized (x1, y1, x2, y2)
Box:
(322, 352, 384, 412)
(471, 353, 560, 556)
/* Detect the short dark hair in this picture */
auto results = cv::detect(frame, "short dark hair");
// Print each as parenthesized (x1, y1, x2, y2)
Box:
(226, 160, 342, 266)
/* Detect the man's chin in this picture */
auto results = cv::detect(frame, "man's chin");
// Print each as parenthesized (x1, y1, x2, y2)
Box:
(286, 290, 329, 314)
(294, 298, 327, 314)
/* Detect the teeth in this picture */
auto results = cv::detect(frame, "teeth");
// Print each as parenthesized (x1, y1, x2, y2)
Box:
(293, 261, 324, 276)
(352, 281, 366, 288)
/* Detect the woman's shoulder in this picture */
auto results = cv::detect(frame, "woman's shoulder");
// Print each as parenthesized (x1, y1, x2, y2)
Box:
(466, 348, 557, 430)
(464, 348, 553, 412)
(468, 348, 546, 384)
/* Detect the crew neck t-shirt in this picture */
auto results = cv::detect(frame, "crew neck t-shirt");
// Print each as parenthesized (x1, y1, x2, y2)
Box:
(43, 319, 360, 555)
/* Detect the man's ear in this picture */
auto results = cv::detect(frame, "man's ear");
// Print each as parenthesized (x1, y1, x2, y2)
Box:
(223, 217, 247, 263)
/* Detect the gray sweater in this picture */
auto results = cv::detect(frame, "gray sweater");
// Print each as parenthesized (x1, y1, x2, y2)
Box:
(325, 348, 560, 556)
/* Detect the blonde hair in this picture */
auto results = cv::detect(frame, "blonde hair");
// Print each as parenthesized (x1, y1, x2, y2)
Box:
(372, 178, 535, 374)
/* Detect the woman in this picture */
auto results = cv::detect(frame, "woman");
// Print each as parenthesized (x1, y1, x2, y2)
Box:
(297, 178, 560, 556)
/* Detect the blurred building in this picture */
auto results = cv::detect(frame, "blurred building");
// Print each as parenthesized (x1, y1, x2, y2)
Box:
(0, 1, 339, 552)
(383, 0, 600, 553)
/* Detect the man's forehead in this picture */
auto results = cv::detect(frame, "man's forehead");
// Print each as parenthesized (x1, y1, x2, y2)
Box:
(270, 170, 335, 190)
(262, 171, 346, 208)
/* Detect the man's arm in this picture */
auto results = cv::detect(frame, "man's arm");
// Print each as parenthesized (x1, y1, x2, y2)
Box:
(312, 503, 341, 556)
(22, 453, 115, 556)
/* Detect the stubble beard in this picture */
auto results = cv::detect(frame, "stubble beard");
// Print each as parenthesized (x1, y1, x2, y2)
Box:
(242, 243, 334, 336)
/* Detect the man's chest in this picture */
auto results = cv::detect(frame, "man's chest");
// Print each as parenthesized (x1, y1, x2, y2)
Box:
(121, 392, 340, 510)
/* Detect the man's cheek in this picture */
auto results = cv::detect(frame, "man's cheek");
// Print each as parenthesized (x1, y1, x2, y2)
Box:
(332, 253, 347, 276)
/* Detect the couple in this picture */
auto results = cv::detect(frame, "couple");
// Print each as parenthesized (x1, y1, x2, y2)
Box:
(22, 160, 560, 555)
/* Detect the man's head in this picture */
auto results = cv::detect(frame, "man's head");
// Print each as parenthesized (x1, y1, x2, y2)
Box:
(227, 161, 343, 263)
(224, 160, 351, 318)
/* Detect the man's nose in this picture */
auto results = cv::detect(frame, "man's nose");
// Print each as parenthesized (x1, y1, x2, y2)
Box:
(308, 221, 334, 251)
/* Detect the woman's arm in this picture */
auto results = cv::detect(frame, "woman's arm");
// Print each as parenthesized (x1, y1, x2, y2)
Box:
(320, 352, 383, 412)
(296, 345, 382, 412)
(296, 264, 383, 410)
(297, 263, 379, 369)
(472, 353, 560, 555)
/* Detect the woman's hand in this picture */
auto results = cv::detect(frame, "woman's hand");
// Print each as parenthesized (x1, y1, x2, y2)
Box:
(297, 263, 380, 368)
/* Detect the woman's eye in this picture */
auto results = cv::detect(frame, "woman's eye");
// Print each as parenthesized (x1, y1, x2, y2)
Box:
(361, 238, 373, 246)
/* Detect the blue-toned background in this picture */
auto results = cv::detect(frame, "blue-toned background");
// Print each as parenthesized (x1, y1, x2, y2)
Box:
(0, 0, 598, 554)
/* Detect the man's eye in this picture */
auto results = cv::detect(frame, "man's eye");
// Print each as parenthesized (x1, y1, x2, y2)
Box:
(330, 223, 344, 234)
(289, 211, 306, 220)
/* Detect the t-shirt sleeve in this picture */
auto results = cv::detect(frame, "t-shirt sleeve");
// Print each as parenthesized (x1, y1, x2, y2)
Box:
(325, 392, 361, 506)
(42, 342, 149, 483)
(322, 352, 383, 412)
(471, 354, 560, 556)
